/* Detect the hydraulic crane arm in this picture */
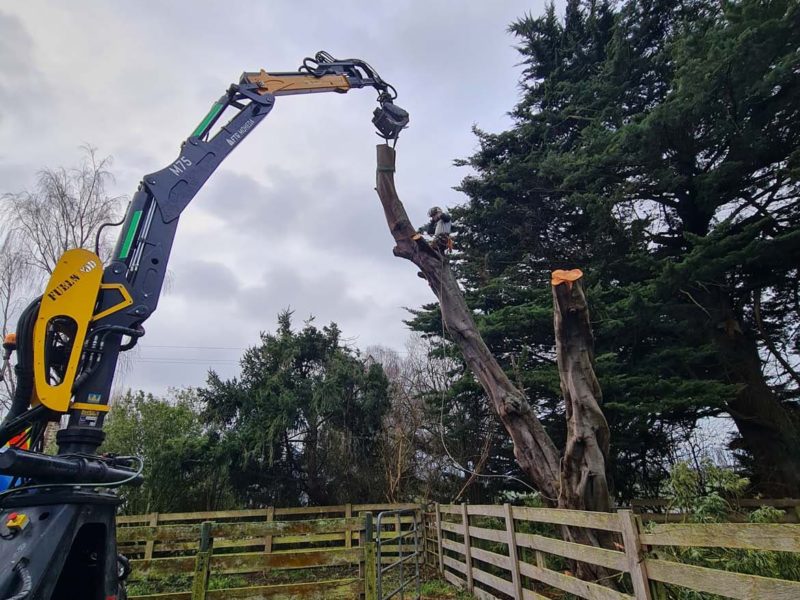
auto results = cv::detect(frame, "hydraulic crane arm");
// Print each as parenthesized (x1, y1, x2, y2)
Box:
(244, 70, 353, 94)
(242, 51, 389, 96)
(0, 49, 408, 456)
(0, 50, 408, 600)
(197, 51, 407, 141)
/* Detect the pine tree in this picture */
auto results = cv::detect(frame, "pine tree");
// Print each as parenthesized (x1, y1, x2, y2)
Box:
(416, 0, 800, 496)
(200, 312, 391, 505)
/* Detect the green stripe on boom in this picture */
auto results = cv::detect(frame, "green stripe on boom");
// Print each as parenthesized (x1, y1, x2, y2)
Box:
(191, 102, 224, 138)
(119, 210, 143, 259)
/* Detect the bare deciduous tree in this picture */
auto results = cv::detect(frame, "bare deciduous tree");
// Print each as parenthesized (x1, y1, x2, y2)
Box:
(371, 335, 460, 503)
(0, 228, 32, 410)
(0, 146, 124, 418)
(2, 145, 124, 273)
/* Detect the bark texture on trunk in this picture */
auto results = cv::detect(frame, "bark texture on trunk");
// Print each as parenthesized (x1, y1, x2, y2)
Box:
(701, 287, 800, 496)
(552, 273, 616, 580)
(552, 273, 612, 513)
(716, 326, 800, 496)
(375, 145, 566, 504)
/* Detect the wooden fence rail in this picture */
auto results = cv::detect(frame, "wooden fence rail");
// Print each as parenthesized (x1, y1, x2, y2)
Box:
(630, 498, 800, 524)
(118, 503, 420, 559)
(118, 503, 421, 526)
(429, 502, 800, 600)
(119, 503, 423, 600)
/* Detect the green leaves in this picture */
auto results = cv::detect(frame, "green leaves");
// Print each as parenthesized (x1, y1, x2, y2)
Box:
(414, 0, 800, 499)
(104, 314, 392, 511)
(199, 312, 390, 506)
(103, 389, 235, 514)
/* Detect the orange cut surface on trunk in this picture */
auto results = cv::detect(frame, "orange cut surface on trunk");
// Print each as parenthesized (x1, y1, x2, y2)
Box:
(550, 268, 584, 287)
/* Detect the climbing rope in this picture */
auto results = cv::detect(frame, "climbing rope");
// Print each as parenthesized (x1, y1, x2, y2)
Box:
(432, 252, 540, 499)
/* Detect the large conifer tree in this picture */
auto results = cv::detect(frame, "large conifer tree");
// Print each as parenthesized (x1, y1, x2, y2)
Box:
(418, 0, 800, 496)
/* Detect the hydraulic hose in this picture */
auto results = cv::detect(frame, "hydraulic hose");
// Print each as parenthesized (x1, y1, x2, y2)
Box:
(1, 298, 40, 427)
(5, 560, 31, 600)
(0, 448, 144, 486)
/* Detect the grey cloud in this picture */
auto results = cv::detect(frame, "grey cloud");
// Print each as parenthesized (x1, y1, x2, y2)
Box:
(236, 264, 373, 329)
(201, 166, 422, 259)
(0, 11, 45, 129)
(199, 170, 293, 237)
(121, 360, 227, 396)
(0, 12, 35, 84)
(3, 0, 548, 395)
(170, 259, 241, 303)
(0, 160, 35, 195)
(111, 146, 160, 188)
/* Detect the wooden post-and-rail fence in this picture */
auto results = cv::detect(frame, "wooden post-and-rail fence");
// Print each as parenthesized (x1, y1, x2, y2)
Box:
(427, 502, 800, 600)
(117, 502, 423, 600)
(117, 501, 800, 599)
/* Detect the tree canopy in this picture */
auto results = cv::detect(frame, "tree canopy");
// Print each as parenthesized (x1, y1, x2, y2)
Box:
(200, 310, 390, 506)
(411, 0, 800, 498)
(104, 312, 391, 512)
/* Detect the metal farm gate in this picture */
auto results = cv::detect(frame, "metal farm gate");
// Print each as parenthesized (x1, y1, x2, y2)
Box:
(374, 509, 422, 600)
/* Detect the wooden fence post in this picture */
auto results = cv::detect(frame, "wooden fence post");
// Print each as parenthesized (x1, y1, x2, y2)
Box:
(461, 503, 474, 592)
(264, 506, 274, 553)
(503, 503, 523, 600)
(364, 540, 377, 600)
(345, 503, 353, 549)
(619, 510, 652, 600)
(423, 506, 434, 566)
(191, 521, 214, 600)
(435, 502, 443, 574)
(395, 512, 403, 552)
(358, 513, 366, 581)
(144, 512, 159, 560)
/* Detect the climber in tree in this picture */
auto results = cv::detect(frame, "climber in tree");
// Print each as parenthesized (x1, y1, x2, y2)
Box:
(426, 206, 452, 253)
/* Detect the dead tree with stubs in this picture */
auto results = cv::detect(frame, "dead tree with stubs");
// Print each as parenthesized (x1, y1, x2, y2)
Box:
(374, 145, 615, 580)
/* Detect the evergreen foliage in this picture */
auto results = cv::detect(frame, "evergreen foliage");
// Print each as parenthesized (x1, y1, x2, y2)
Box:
(104, 313, 391, 513)
(655, 461, 800, 597)
(411, 0, 800, 498)
(102, 389, 234, 514)
(200, 310, 391, 506)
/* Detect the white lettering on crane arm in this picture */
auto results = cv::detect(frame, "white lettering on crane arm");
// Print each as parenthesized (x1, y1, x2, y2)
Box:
(169, 156, 193, 176)
(226, 119, 255, 147)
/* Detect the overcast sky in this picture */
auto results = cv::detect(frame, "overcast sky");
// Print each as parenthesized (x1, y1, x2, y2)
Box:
(0, 1, 551, 396)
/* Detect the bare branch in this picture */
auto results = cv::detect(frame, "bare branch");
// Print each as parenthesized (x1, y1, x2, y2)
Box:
(2, 146, 124, 273)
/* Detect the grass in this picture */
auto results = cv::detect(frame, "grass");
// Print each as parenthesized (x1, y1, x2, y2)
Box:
(128, 574, 251, 595)
(126, 570, 479, 598)
(126, 574, 192, 595)
(126, 568, 353, 595)
(127, 573, 477, 599)
(420, 578, 478, 599)
(124, 550, 477, 599)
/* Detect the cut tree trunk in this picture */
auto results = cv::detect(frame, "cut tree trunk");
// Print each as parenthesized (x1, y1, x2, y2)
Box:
(552, 271, 616, 560)
(552, 270, 611, 513)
